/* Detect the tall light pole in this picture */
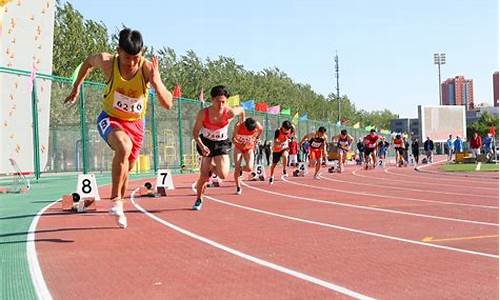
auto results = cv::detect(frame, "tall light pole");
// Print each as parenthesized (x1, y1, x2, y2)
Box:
(433, 53, 446, 105)
(335, 52, 340, 123)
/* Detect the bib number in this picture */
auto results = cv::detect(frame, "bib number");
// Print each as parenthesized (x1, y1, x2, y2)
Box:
(113, 91, 144, 114)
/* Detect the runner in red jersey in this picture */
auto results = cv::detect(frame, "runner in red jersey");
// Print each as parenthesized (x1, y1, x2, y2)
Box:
(232, 117, 263, 195)
(300, 126, 328, 179)
(363, 129, 380, 170)
(269, 120, 294, 184)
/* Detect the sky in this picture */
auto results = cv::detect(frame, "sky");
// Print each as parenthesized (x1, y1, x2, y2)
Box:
(70, 0, 498, 118)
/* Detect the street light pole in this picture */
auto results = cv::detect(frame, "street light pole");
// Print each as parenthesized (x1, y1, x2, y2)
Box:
(433, 53, 446, 105)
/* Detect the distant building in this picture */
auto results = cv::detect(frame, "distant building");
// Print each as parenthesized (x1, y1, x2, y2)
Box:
(390, 118, 420, 138)
(466, 103, 499, 124)
(441, 75, 474, 109)
(493, 71, 499, 107)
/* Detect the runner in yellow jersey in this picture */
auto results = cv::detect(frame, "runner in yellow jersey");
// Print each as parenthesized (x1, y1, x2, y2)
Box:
(64, 28, 173, 228)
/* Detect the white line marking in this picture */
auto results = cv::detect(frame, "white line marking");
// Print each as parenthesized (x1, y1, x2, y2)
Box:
(199, 193, 499, 259)
(476, 163, 482, 171)
(317, 173, 497, 208)
(242, 179, 498, 227)
(130, 189, 376, 300)
(378, 168, 498, 192)
(27, 200, 58, 300)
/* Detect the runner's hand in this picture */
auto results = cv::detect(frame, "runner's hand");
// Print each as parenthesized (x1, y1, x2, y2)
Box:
(200, 144, 210, 156)
(150, 56, 161, 85)
(64, 87, 79, 105)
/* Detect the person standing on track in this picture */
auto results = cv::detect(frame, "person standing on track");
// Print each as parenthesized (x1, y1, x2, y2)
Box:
(269, 120, 294, 184)
(232, 117, 263, 195)
(333, 129, 353, 173)
(288, 136, 299, 167)
(64, 28, 173, 228)
(393, 134, 406, 166)
(411, 137, 420, 164)
(363, 129, 379, 169)
(192, 85, 245, 210)
(301, 126, 328, 179)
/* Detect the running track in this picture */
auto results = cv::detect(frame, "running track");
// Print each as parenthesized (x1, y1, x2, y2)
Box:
(31, 161, 499, 299)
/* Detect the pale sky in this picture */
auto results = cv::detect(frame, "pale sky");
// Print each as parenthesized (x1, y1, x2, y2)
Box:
(70, 0, 498, 118)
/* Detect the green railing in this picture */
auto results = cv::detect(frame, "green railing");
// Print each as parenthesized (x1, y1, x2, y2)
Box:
(0, 66, 386, 181)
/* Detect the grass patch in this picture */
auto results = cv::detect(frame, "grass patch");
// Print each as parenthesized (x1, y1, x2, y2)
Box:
(440, 163, 499, 172)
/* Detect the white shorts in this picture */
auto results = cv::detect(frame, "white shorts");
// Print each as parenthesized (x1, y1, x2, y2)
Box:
(471, 148, 481, 157)
(289, 154, 298, 164)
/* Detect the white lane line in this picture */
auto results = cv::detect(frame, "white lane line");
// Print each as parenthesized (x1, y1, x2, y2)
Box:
(317, 173, 497, 208)
(130, 189, 376, 300)
(476, 163, 482, 171)
(27, 199, 58, 300)
(242, 179, 498, 227)
(372, 168, 498, 191)
(198, 192, 499, 260)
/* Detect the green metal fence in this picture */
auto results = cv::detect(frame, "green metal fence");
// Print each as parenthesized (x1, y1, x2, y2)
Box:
(1, 66, 386, 181)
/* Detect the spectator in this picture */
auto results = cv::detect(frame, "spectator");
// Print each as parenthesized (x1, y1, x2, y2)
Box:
(288, 137, 299, 167)
(263, 140, 271, 166)
(453, 136, 464, 161)
(302, 138, 310, 164)
(256, 140, 264, 165)
(423, 136, 434, 163)
(446, 134, 455, 162)
(403, 137, 410, 163)
(356, 138, 365, 163)
(470, 132, 482, 158)
(411, 137, 419, 164)
(483, 133, 494, 160)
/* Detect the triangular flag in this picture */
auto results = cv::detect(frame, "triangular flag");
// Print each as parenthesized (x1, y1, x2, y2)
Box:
(198, 87, 205, 103)
(255, 102, 268, 112)
(299, 113, 308, 121)
(353, 122, 360, 129)
(227, 95, 240, 107)
(173, 84, 181, 99)
(70, 63, 82, 85)
(292, 112, 299, 125)
(267, 105, 280, 115)
(281, 108, 291, 115)
(241, 99, 255, 111)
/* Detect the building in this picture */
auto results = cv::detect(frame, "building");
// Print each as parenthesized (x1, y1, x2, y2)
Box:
(494, 71, 499, 107)
(389, 118, 420, 138)
(441, 75, 474, 109)
(466, 103, 499, 124)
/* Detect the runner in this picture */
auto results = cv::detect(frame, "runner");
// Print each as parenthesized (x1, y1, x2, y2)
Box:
(192, 85, 245, 210)
(393, 134, 406, 167)
(363, 129, 379, 169)
(64, 28, 173, 228)
(301, 126, 328, 179)
(288, 136, 299, 167)
(269, 120, 294, 184)
(333, 129, 353, 173)
(232, 117, 263, 195)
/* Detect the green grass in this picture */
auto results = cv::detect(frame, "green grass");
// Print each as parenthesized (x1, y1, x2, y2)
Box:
(440, 163, 499, 172)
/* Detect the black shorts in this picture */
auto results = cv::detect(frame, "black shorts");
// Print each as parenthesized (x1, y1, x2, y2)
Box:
(197, 135, 232, 157)
(396, 148, 405, 155)
(272, 150, 286, 164)
(364, 147, 376, 155)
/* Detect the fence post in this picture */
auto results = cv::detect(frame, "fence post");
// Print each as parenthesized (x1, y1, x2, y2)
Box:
(150, 93, 159, 173)
(31, 78, 41, 181)
(264, 113, 269, 142)
(78, 84, 88, 174)
(177, 98, 184, 169)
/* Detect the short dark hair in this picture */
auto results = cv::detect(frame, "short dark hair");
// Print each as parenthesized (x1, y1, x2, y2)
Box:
(119, 28, 143, 55)
(396, 134, 401, 139)
(244, 118, 257, 131)
(318, 126, 326, 133)
(282, 120, 292, 130)
(340, 129, 347, 135)
(370, 129, 376, 133)
(210, 85, 230, 98)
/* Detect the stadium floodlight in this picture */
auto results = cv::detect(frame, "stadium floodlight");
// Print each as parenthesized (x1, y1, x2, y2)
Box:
(433, 53, 446, 105)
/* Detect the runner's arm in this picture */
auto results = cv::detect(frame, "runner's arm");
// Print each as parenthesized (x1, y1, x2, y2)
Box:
(192, 110, 205, 147)
(64, 53, 111, 104)
(145, 56, 173, 110)
(229, 106, 245, 123)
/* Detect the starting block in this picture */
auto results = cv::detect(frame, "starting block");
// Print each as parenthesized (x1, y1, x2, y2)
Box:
(254, 164, 266, 181)
(140, 182, 161, 197)
(62, 192, 96, 213)
(294, 162, 308, 176)
(208, 172, 221, 187)
(377, 159, 385, 169)
(327, 160, 340, 173)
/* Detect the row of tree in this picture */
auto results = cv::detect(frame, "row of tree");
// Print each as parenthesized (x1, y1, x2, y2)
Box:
(51, 2, 399, 129)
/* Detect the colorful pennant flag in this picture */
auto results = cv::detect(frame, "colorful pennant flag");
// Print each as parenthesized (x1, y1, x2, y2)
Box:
(291, 112, 299, 125)
(299, 113, 308, 121)
(352, 122, 360, 129)
(70, 63, 82, 85)
(241, 99, 255, 111)
(227, 95, 240, 107)
(255, 102, 268, 112)
(267, 105, 280, 115)
(280, 108, 291, 115)
(172, 84, 182, 99)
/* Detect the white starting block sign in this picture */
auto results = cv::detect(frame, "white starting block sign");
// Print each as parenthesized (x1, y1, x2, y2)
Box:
(377, 159, 385, 169)
(255, 164, 266, 180)
(76, 174, 101, 200)
(297, 162, 308, 175)
(156, 169, 175, 190)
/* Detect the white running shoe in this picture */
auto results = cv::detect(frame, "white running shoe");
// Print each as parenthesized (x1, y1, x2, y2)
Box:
(236, 186, 242, 195)
(314, 175, 321, 180)
(109, 205, 127, 229)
